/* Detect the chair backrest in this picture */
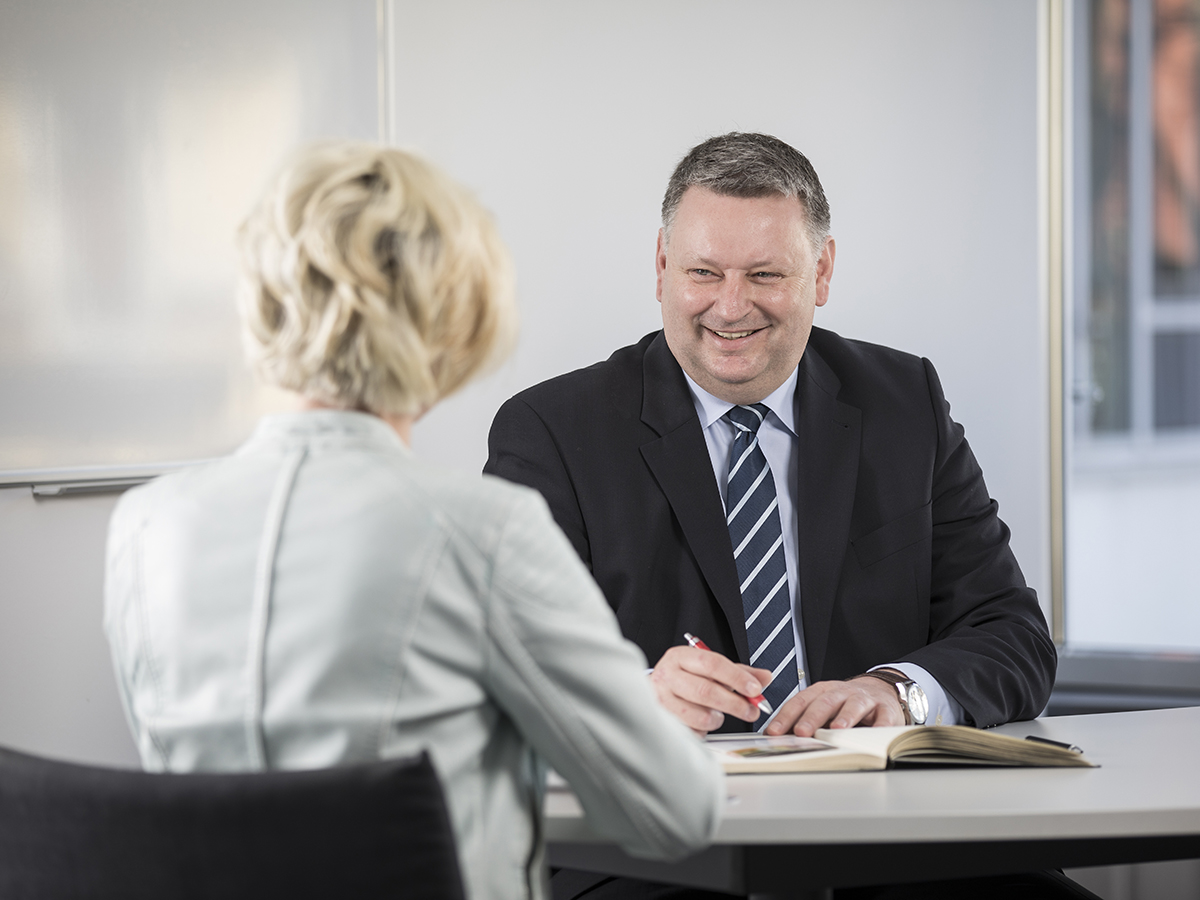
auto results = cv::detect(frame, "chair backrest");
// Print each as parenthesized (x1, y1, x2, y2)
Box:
(0, 745, 465, 900)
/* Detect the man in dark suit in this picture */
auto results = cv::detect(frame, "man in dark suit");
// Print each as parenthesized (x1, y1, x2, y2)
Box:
(486, 133, 1069, 897)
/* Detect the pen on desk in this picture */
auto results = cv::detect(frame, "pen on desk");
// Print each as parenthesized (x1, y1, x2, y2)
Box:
(1024, 735, 1084, 754)
(683, 632, 774, 715)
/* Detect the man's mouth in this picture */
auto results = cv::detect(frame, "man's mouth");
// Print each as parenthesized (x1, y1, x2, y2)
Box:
(710, 327, 762, 340)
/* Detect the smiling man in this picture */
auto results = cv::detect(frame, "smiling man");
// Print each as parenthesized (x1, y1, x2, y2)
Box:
(485, 133, 1063, 898)
(658, 185, 831, 404)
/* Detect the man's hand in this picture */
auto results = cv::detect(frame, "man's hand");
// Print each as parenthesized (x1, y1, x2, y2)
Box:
(764, 676, 906, 737)
(650, 646, 773, 736)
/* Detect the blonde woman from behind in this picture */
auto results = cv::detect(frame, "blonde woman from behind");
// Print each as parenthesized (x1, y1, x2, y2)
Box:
(104, 142, 723, 900)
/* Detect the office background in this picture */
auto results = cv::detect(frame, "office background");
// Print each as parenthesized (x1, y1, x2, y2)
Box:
(0, 0, 1054, 766)
(1, 2, 1195, 896)
(0, 0, 1052, 759)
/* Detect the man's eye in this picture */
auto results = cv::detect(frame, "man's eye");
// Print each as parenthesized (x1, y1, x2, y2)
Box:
(689, 269, 718, 279)
(752, 271, 783, 280)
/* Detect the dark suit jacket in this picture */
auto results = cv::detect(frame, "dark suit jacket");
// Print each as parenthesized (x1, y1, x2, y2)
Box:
(484, 328, 1055, 728)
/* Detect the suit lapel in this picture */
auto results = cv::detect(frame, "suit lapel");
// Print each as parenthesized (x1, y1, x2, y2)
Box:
(638, 334, 750, 662)
(794, 342, 861, 681)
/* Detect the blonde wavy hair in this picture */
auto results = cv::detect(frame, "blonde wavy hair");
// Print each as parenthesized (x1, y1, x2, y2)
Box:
(237, 142, 516, 416)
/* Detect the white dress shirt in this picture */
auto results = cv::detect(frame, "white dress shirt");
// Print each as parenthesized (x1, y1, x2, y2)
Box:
(682, 370, 963, 727)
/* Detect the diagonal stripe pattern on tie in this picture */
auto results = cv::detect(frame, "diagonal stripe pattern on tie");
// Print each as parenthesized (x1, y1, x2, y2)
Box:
(724, 404, 799, 727)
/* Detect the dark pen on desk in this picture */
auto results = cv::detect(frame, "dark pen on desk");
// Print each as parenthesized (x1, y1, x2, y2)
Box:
(683, 632, 774, 715)
(1024, 735, 1084, 754)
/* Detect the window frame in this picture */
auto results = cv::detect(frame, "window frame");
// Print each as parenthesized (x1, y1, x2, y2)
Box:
(1050, 0, 1200, 713)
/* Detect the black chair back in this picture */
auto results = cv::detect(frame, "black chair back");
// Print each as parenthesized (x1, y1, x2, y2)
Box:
(0, 745, 465, 900)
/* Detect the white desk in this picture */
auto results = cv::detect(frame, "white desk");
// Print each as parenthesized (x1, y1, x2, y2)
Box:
(546, 706, 1200, 898)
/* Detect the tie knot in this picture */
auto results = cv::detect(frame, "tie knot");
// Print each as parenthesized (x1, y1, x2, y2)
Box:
(725, 403, 770, 436)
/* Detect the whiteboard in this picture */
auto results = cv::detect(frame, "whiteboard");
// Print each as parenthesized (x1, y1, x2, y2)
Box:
(0, 0, 378, 472)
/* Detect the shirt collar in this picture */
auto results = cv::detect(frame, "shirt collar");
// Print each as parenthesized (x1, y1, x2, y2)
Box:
(681, 366, 799, 436)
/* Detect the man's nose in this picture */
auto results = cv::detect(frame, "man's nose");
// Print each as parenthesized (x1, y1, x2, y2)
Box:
(712, 276, 752, 322)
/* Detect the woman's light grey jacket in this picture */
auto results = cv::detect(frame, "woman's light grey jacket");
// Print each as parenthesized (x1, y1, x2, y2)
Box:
(104, 411, 723, 900)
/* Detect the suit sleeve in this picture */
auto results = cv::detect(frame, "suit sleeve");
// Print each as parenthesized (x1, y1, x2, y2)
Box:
(484, 396, 592, 569)
(903, 359, 1057, 727)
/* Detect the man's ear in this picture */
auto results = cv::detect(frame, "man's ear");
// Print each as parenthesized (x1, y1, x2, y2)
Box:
(814, 237, 836, 308)
(655, 228, 667, 303)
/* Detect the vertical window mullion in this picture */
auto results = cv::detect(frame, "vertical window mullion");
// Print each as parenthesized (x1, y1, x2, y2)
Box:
(1130, 0, 1158, 439)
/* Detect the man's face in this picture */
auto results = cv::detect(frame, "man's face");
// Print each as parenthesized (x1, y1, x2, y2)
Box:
(656, 187, 835, 405)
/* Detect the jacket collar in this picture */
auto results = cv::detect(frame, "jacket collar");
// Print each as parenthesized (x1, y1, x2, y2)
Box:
(241, 410, 408, 454)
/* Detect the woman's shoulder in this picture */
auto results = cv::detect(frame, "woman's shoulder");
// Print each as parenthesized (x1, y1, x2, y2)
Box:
(108, 441, 556, 566)
(405, 459, 553, 536)
(109, 460, 222, 526)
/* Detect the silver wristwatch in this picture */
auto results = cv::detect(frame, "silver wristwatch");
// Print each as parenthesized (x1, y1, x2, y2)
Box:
(859, 669, 929, 725)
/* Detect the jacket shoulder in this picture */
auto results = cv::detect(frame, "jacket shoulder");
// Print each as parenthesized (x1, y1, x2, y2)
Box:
(498, 331, 655, 420)
(808, 326, 926, 377)
(806, 327, 933, 406)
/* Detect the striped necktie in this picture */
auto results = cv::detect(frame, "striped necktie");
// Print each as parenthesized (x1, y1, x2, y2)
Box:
(724, 404, 799, 725)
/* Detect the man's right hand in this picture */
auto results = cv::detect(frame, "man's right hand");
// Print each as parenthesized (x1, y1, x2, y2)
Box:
(650, 646, 773, 736)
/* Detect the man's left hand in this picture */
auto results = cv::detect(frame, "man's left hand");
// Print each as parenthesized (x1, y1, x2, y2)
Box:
(763, 676, 906, 737)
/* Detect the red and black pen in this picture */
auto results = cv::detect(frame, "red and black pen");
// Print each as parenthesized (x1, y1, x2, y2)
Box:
(683, 632, 773, 715)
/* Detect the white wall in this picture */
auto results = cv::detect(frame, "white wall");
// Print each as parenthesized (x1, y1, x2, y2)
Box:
(404, 0, 1050, 605)
(0, 0, 1050, 766)
(0, 489, 134, 765)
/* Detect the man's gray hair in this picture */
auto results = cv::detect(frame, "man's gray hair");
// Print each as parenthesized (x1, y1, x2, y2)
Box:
(661, 132, 830, 253)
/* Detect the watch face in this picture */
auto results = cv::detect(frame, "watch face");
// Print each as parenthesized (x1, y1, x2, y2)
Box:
(904, 683, 930, 725)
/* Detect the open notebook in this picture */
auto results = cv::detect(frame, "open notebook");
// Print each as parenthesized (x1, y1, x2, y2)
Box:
(708, 725, 1096, 773)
